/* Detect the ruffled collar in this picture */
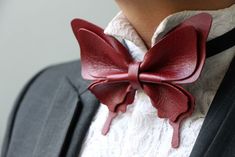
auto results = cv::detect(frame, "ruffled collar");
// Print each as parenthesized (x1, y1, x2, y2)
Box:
(104, 3, 235, 53)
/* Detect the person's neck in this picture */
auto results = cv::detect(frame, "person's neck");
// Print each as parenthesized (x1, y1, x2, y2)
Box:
(115, 0, 235, 49)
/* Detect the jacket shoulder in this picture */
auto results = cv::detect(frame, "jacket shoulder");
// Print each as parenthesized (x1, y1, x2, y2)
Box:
(1, 59, 89, 157)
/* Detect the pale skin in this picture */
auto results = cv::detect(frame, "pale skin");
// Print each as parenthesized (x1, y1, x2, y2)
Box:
(114, 0, 235, 49)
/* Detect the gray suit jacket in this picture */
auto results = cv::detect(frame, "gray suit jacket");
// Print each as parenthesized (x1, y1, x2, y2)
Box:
(1, 48, 235, 157)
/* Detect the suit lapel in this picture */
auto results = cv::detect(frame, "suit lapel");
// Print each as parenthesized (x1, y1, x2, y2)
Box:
(62, 88, 100, 157)
(28, 61, 100, 157)
(32, 77, 80, 157)
(190, 56, 235, 157)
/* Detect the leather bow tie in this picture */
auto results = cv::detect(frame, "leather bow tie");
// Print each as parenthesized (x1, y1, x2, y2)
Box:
(71, 13, 212, 148)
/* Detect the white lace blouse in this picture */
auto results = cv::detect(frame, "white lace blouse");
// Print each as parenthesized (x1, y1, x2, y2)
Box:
(79, 4, 235, 157)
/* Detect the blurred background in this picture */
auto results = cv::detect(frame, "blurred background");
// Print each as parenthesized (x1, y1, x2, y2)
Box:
(0, 0, 119, 151)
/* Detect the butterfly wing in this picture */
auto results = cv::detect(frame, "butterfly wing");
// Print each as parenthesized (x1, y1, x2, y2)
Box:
(140, 13, 212, 84)
(71, 19, 134, 80)
(140, 25, 198, 83)
(88, 80, 135, 112)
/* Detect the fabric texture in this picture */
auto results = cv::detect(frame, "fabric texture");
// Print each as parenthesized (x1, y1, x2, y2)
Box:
(79, 4, 235, 157)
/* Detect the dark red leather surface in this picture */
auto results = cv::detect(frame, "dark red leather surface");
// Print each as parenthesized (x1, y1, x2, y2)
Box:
(71, 13, 212, 148)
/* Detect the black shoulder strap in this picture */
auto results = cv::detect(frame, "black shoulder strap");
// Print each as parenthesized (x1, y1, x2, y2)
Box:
(206, 27, 235, 58)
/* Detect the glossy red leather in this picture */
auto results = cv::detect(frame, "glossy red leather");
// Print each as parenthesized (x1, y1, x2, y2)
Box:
(71, 13, 212, 148)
